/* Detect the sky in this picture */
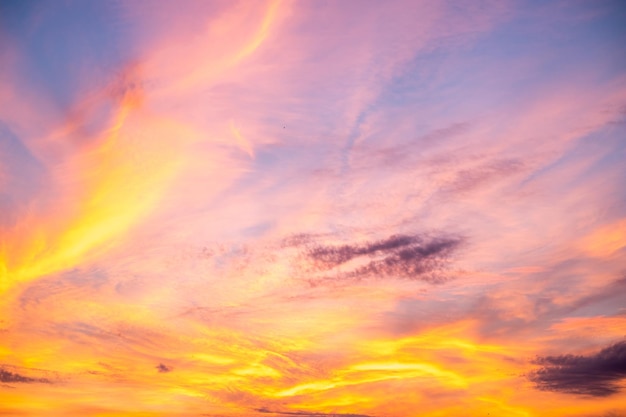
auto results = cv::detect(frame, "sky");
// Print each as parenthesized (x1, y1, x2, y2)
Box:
(1, 1, 625, 416)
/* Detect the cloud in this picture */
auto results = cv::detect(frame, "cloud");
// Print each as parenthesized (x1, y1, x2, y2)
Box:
(0, 366, 52, 384)
(349, 121, 473, 173)
(18, 267, 109, 309)
(302, 233, 463, 284)
(442, 158, 526, 195)
(254, 408, 376, 417)
(1, 1, 625, 416)
(307, 235, 419, 269)
(529, 341, 626, 397)
(156, 363, 172, 373)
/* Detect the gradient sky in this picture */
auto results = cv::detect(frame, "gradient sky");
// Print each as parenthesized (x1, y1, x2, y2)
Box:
(1, 1, 626, 416)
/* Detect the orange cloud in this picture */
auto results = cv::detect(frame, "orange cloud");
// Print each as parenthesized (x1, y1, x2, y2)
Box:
(0, 80, 193, 292)
(579, 218, 626, 258)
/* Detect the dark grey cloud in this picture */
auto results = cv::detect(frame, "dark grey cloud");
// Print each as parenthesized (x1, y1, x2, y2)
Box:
(346, 237, 462, 283)
(529, 341, 626, 397)
(0, 366, 52, 385)
(303, 233, 463, 284)
(156, 363, 172, 373)
(255, 408, 376, 417)
(307, 234, 418, 269)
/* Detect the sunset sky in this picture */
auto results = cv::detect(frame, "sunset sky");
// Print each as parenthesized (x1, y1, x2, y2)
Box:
(1, 1, 626, 416)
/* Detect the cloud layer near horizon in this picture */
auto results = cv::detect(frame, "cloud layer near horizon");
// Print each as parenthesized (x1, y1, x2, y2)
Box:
(1, 1, 625, 416)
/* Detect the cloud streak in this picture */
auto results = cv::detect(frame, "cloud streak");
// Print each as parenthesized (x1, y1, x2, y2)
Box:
(0, 366, 53, 385)
(255, 408, 375, 417)
(301, 233, 463, 284)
